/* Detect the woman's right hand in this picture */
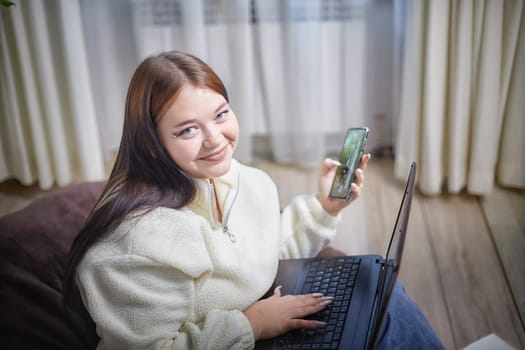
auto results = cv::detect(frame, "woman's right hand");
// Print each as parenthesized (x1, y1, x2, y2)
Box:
(243, 286, 333, 340)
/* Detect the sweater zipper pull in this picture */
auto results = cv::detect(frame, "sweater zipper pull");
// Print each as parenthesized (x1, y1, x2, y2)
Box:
(222, 223, 236, 243)
(220, 173, 240, 243)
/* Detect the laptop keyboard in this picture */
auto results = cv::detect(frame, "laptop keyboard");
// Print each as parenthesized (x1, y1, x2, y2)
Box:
(276, 257, 361, 349)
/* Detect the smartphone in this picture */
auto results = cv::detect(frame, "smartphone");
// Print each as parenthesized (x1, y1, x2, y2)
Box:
(329, 127, 369, 200)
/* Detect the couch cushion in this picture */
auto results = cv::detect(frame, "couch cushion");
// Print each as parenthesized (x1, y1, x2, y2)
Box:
(0, 181, 105, 349)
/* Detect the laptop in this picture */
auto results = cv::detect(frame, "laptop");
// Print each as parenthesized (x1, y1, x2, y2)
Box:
(255, 161, 417, 350)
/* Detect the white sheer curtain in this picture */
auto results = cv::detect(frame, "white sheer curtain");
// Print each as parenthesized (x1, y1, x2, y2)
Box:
(254, 0, 400, 166)
(0, 0, 105, 189)
(254, 0, 367, 166)
(79, 0, 138, 160)
(395, 0, 525, 195)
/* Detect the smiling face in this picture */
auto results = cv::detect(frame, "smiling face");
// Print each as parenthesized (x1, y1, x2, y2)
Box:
(156, 83, 239, 179)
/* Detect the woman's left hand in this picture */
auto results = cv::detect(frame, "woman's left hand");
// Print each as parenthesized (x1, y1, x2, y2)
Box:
(316, 153, 371, 216)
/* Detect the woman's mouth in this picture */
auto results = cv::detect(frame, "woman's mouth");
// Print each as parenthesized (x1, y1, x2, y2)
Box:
(199, 145, 229, 162)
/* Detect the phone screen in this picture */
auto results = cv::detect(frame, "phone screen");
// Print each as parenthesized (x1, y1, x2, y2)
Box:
(329, 127, 369, 200)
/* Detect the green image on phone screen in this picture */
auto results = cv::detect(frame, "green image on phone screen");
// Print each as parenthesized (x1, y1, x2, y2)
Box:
(329, 127, 369, 200)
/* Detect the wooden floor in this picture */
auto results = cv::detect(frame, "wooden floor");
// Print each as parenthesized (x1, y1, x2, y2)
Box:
(1, 158, 524, 349)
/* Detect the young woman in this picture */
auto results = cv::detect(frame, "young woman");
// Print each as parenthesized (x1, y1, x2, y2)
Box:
(64, 51, 443, 349)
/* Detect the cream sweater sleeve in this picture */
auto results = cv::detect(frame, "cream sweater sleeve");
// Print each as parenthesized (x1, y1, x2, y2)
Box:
(279, 194, 342, 259)
(77, 209, 255, 350)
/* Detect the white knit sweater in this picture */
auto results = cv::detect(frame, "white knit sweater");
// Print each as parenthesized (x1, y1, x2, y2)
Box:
(77, 160, 341, 350)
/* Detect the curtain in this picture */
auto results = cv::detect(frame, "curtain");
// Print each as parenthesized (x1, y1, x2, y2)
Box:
(254, 0, 368, 166)
(394, 0, 525, 195)
(0, 0, 105, 189)
(79, 0, 138, 159)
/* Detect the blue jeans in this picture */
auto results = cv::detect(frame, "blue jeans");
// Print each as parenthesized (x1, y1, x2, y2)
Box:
(375, 283, 446, 350)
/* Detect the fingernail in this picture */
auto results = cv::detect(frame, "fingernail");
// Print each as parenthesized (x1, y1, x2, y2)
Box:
(328, 159, 341, 166)
(316, 321, 327, 327)
(320, 299, 333, 306)
(312, 292, 324, 298)
(321, 296, 334, 301)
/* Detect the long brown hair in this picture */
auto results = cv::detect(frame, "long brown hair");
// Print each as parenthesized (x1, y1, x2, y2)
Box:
(63, 51, 229, 306)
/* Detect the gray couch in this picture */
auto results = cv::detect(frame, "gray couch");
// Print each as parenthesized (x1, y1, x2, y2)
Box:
(0, 182, 104, 349)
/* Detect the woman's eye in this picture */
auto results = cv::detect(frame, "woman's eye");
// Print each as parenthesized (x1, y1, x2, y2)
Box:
(216, 110, 229, 121)
(174, 126, 198, 138)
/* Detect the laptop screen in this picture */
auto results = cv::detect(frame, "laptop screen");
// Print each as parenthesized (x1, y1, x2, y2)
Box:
(368, 161, 417, 349)
(385, 161, 417, 270)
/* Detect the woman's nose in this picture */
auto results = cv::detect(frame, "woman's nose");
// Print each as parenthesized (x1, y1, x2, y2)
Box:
(202, 126, 222, 148)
